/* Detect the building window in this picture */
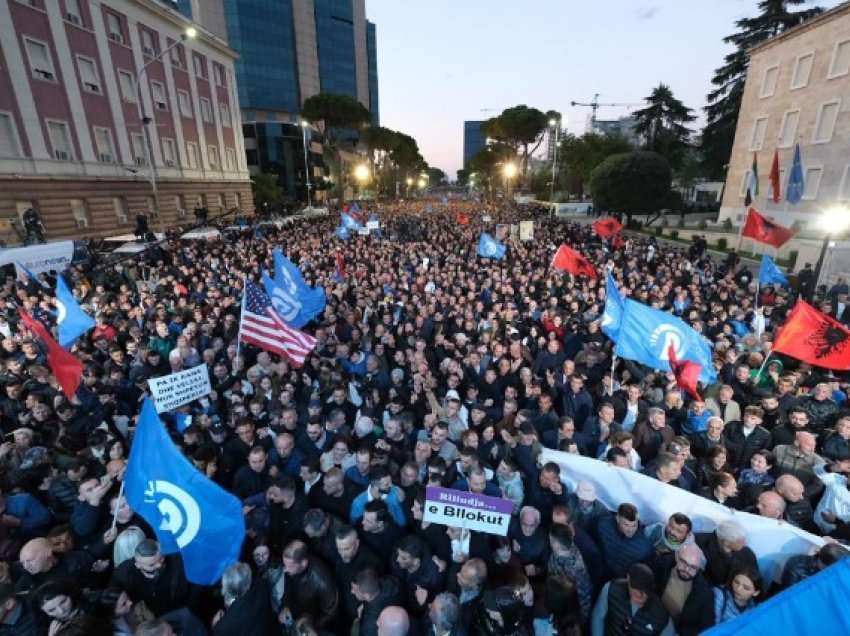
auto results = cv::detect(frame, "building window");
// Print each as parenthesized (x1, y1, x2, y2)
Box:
(193, 54, 205, 79)
(130, 133, 146, 165)
(112, 197, 128, 224)
(225, 148, 237, 171)
(208, 145, 219, 169)
(76, 56, 100, 94)
(802, 167, 823, 200)
(70, 199, 90, 228)
(813, 100, 840, 144)
(829, 39, 850, 79)
(141, 30, 157, 57)
(0, 112, 22, 158)
(199, 97, 213, 124)
(177, 90, 192, 118)
(760, 65, 779, 98)
(234, 192, 241, 210)
(839, 165, 850, 201)
(46, 120, 73, 160)
(219, 103, 231, 128)
(777, 109, 799, 148)
(213, 193, 223, 210)
(748, 116, 768, 151)
(92, 126, 115, 163)
(170, 43, 183, 68)
(767, 169, 785, 202)
(106, 12, 124, 44)
(146, 196, 155, 215)
(150, 81, 167, 111)
(24, 38, 56, 82)
(161, 137, 177, 166)
(739, 170, 752, 197)
(790, 52, 814, 89)
(118, 70, 135, 102)
(213, 63, 224, 87)
(176, 195, 186, 218)
(65, 0, 83, 26)
(186, 141, 199, 169)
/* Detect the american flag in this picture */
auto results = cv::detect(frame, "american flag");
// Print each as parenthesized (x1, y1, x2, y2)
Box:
(239, 281, 317, 367)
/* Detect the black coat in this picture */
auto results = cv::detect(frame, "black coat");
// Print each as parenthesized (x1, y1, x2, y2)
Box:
(284, 556, 339, 627)
(694, 532, 758, 587)
(723, 422, 771, 470)
(110, 554, 197, 617)
(213, 580, 277, 636)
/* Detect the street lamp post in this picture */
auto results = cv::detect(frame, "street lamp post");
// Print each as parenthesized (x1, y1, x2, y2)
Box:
(814, 206, 850, 291)
(549, 118, 560, 210)
(300, 120, 312, 209)
(405, 177, 413, 198)
(353, 164, 370, 200)
(133, 27, 197, 233)
(502, 162, 518, 199)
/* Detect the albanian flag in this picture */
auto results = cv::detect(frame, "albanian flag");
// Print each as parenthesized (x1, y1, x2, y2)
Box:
(19, 310, 83, 399)
(773, 301, 850, 370)
(742, 207, 796, 248)
(668, 344, 702, 401)
(592, 217, 623, 238)
(552, 245, 597, 278)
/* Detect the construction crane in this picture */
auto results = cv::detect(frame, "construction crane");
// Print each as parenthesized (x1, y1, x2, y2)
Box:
(570, 93, 643, 128)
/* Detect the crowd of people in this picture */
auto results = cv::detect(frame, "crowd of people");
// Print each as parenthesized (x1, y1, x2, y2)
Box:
(0, 199, 848, 636)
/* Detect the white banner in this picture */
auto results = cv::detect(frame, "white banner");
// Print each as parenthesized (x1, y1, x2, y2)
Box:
(0, 241, 74, 274)
(148, 365, 212, 414)
(366, 220, 380, 230)
(540, 449, 823, 583)
(520, 220, 534, 242)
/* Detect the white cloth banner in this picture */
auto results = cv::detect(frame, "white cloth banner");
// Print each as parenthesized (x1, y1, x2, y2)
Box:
(148, 365, 212, 414)
(540, 449, 824, 583)
(0, 241, 74, 274)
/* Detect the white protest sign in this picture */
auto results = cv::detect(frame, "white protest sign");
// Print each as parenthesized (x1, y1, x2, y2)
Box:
(357, 227, 370, 235)
(482, 214, 492, 223)
(148, 365, 212, 414)
(520, 220, 534, 241)
(366, 220, 380, 230)
(423, 486, 512, 536)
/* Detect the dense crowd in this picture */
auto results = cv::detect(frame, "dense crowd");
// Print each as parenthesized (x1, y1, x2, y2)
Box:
(0, 200, 848, 636)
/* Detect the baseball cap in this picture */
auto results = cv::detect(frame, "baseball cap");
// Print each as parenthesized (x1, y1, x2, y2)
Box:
(575, 481, 597, 502)
(445, 389, 461, 402)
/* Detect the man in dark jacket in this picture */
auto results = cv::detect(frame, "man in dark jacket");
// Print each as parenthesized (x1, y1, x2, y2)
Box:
(591, 563, 672, 636)
(723, 406, 771, 470)
(694, 521, 758, 587)
(594, 504, 654, 580)
(654, 544, 714, 636)
(353, 568, 403, 636)
(391, 535, 444, 618)
(110, 539, 196, 617)
(0, 582, 36, 636)
(212, 563, 276, 636)
(281, 540, 339, 629)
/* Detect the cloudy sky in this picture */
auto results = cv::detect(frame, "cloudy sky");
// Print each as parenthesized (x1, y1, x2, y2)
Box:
(367, 0, 835, 179)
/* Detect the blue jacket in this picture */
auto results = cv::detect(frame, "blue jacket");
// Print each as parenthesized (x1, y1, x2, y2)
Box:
(5, 493, 52, 536)
(350, 487, 407, 528)
(594, 512, 653, 579)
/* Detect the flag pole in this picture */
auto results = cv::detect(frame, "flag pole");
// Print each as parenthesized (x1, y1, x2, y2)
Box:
(235, 279, 246, 368)
(609, 354, 617, 396)
(110, 478, 126, 531)
(754, 351, 772, 384)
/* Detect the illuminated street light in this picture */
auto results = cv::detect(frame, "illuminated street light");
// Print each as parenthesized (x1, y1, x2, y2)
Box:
(815, 205, 850, 286)
(417, 177, 427, 189)
(353, 164, 370, 183)
(184, 27, 198, 39)
(502, 162, 518, 179)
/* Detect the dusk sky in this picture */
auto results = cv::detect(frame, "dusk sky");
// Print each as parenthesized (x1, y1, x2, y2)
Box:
(367, 0, 835, 180)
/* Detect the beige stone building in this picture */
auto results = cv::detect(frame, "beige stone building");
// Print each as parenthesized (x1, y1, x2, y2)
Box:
(720, 2, 850, 228)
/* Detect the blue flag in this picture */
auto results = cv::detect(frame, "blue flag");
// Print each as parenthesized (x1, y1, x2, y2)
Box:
(125, 399, 244, 584)
(614, 299, 716, 384)
(759, 255, 788, 286)
(174, 413, 191, 433)
(253, 225, 264, 240)
(786, 143, 805, 205)
(477, 233, 506, 260)
(55, 275, 95, 348)
(730, 320, 750, 337)
(341, 213, 363, 230)
(336, 225, 351, 240)
(262, 248, 326, 328)
(601, 272, 623, 341)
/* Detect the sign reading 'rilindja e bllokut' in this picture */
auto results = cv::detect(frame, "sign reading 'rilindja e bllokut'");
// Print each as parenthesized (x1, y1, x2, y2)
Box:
(423, 486, 512, 536)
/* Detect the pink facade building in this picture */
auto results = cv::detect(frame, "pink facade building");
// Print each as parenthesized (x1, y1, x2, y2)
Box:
(0, 0, 253, 241)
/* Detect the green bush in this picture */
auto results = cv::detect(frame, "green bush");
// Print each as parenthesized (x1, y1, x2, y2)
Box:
(717, 237, 728, 249)
(671, 230, 679, 240)
(655, 226, 663, 236)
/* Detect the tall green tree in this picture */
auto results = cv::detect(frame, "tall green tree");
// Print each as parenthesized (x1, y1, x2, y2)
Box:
(590, 151, 672, 223)
(560, 132, 633, 199)
(468, 144, 516, 200)
(251, 173, 284, 209)
(482, 105, 559, 182)
(702, 1, 822, 179)
(632, 83, 695, 169)
(302, 93, 371, 199)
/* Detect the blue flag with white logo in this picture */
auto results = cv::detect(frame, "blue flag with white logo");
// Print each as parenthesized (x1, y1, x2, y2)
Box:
(786, 143, 805, 205)
(55, 275, 95, 348)
(614, 299, 716, 384)
(341, 213, 363, 231)
(262, 248, 326, 328)
(125, 399, 244, 584)
(601, 272, 623, 341)
(759, 255, 788, 286)
(477, 233, 506, 260)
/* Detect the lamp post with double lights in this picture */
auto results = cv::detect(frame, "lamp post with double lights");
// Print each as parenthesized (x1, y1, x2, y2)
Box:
(134, 26, 197, 233)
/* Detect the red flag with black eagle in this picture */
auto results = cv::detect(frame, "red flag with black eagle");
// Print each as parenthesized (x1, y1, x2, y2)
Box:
(18, 310, 83, 399)
(668, 344, 702, 401)
(551, 245, 597, 278)
(741, 207, 796, 248)
(592, 217, 623, 238)
(773, 300, 850, 370)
